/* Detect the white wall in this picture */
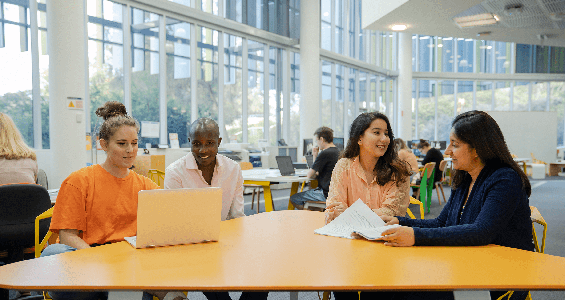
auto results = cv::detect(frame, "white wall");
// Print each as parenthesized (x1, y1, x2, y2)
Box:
(487, 111, 557, 165)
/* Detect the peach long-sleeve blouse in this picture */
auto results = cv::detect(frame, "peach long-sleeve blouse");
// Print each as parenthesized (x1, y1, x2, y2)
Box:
(325, 157, 410, 223)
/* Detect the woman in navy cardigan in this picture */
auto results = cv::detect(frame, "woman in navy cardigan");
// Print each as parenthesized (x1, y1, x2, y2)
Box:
(380, 111, 533, 300)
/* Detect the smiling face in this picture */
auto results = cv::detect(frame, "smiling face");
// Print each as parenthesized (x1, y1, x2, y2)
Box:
(358, 118, 390, 159)
(100, 125, 138, 169)
(189, 126, 222, 168)
(445, 130, 479, 172)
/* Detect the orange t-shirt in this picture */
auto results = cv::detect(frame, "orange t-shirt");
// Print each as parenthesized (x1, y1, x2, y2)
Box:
(49, 164, 159, 245)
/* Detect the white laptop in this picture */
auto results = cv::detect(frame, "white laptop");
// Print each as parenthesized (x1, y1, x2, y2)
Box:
(124, 187, 222, 249)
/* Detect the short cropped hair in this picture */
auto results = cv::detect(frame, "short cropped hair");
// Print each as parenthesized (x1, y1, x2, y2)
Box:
(314, 126, 334, 143)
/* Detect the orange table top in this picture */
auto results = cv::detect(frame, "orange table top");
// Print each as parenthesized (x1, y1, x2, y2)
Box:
(2, 210, 565, 291)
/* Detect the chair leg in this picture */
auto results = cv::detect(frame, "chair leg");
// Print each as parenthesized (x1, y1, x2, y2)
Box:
(438, 184, 445, 204)
(251, 189, 256, 209)
(435, 184, 442, 205)
(256, 188, 261, 214)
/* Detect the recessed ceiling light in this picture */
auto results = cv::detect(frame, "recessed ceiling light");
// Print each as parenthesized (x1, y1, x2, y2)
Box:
(391, 24, 407, 31)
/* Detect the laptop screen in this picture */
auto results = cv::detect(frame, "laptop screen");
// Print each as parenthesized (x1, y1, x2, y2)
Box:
(276, 156, 295, 176)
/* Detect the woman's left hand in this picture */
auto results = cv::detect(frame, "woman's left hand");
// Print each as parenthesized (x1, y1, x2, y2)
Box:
(379, 226, 415, 247)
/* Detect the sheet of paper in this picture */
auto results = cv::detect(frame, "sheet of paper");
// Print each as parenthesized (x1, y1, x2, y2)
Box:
(314, 199, 387, 239)
(353, 224, 401, 240)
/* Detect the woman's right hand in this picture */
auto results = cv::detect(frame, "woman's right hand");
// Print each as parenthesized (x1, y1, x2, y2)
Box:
(325, 201, 348, 224)
(380, 215, 399, 225)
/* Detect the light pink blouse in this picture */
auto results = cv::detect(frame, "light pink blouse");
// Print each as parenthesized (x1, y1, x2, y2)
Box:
(325, 157, 410, 222)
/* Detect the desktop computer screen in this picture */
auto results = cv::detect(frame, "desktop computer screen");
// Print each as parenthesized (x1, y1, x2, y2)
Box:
(333, 137, 344, 151)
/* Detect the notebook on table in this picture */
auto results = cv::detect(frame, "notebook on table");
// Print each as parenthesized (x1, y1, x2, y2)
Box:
(124, 187, 222, 249)
(276, 155, 300, 176)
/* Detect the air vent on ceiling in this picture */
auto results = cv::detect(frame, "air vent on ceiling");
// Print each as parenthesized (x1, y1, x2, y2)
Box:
(504, 4, 524, 16)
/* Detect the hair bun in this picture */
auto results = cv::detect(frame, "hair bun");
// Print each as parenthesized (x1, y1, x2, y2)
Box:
(95, 101, 127, 120)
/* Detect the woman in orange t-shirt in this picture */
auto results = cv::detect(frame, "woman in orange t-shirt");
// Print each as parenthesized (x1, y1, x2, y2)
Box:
(41, 101, 158, 300)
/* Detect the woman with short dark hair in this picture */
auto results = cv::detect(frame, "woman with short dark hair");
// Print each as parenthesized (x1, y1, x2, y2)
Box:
(380, 111, 533, 300)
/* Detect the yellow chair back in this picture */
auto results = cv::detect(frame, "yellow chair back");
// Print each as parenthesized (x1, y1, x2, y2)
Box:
(148, 169, 165, 189)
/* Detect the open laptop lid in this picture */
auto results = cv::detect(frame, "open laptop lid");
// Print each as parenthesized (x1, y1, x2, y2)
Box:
(134, 187, 222, 248)
(276, 156, 295, 176)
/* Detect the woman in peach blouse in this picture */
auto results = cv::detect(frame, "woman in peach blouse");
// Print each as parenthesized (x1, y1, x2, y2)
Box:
(325, 112, 411, 223)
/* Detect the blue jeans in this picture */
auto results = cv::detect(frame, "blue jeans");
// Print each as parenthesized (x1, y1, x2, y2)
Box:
(290, 187, 326, 207)
(41, 244, 153, 300)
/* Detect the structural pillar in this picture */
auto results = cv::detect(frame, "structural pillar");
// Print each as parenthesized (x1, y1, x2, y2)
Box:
(299, 0, 320, 158)
(397, 32, 413, 140)
(47, 0, 87, 188)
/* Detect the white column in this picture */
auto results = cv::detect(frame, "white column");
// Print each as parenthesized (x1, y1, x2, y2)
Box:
(47, 0, 87, 188)
(397, 32, 412, 140)
(299, 0, 320, 157)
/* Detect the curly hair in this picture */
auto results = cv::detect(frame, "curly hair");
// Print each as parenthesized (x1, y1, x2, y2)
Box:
(95, 101, 139, 141)
(342, 112, 410, 186)
(450, 110, 531, 196)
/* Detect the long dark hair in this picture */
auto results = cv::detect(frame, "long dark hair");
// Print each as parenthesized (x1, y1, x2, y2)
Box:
(342, 112, 411, 186)
(450, 111, 531, 196)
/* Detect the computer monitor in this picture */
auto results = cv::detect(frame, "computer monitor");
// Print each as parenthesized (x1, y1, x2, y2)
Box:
(333, 137, 344, 151)
(303, 138, 313, 156)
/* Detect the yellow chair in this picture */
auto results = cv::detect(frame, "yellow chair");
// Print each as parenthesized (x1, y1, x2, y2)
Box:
(406, 197, 424, 220)
(35, 207, 56, 258)
(530, 206, 547, 254)
(239, 162, 263, 213)
(496, 206, 547, 300)
(148, 169, 165, 189)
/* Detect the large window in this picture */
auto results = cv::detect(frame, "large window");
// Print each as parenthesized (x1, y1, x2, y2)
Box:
(321, 60, 332, 127)
(197, 26, 219, 120)
(223, 34, 243, 143)
(247, 39, 265, 145)
(131, 8, 161, 147)
(87, 0, 124, 134)
(166, 18, 191, 146)
(0, 0, 49, 149)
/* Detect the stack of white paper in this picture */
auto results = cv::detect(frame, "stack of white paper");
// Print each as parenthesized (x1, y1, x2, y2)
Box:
(314, 199, 400, 240)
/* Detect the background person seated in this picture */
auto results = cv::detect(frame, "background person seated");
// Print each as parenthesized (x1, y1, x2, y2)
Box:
(290, 126, 340, 210)
(0, 112, 38, 185)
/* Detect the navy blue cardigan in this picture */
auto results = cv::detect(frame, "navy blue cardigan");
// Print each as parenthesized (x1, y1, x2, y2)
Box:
(398, 164, 534, 251)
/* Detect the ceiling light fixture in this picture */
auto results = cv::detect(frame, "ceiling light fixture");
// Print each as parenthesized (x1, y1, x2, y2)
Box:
(391, 24, 407, 31)
(453, 13, 498, 28)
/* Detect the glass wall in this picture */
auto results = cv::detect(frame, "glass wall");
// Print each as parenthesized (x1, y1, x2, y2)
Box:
(247, 39, 265, 145)
(289, 52, 300, 147)
(166, 18, 192, 146)
(0, 0, 49, 149)
(223, 34, 243, 143)
(131, 7, 161, 147)
(87, 0, 125, 134)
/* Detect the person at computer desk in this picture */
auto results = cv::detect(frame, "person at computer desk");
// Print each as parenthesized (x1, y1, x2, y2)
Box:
(164, 118, 267, 300)
(325, 112, 411, 223)
(290, 126, 340, 210)
(413, 139, 443, 197)
(0, 112, 38, 185)
(378, 111, 533, 300)
(393, 138, 419, 174)
(40, 101, 160, 300)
